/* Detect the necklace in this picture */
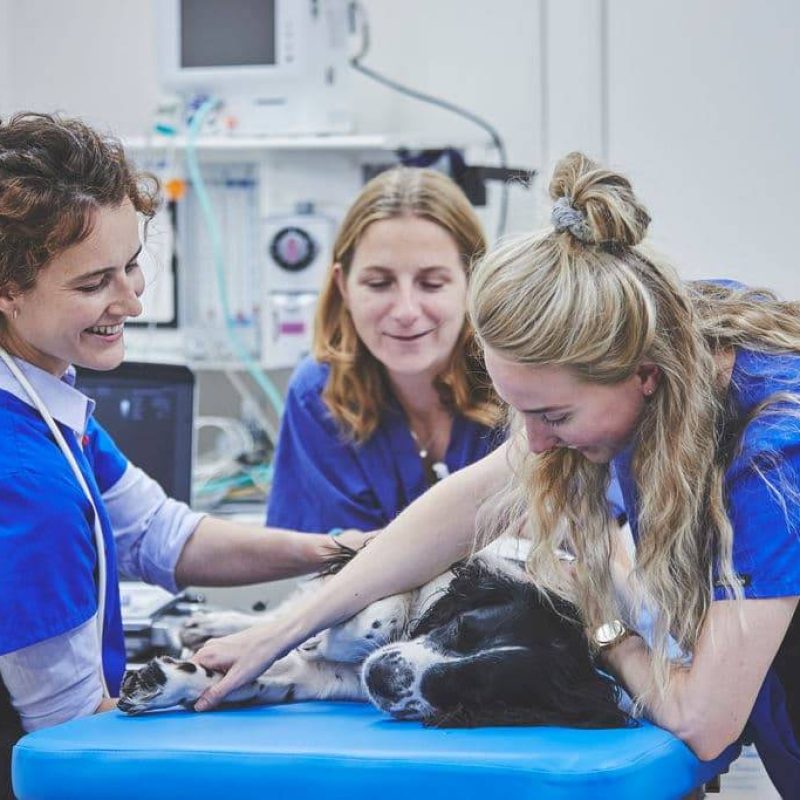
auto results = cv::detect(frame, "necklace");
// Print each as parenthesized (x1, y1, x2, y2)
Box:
(409, 428, 433, 459)
(409, 428, 450, 483)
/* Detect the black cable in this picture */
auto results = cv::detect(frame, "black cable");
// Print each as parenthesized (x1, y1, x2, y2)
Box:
(349, 2, 510, 239)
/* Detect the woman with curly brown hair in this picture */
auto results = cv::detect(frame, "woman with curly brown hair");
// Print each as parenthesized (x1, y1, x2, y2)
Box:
(0, 112, 369, 795)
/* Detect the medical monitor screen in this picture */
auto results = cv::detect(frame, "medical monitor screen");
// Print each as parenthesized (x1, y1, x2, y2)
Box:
(76, 363, 195, 504)
(180, 0, 277, 68)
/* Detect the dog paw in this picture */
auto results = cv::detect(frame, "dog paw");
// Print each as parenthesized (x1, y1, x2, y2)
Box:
(118, 656, 218, 715)
(180, 610, 260, 650)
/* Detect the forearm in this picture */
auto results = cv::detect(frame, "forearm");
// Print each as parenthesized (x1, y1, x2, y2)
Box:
(174, 517, 341, 587)
(603, 596, 797, 761)
(191, 441, 513, 712)
(605, 636, 746, 761)
(95, 697, 119, 713)
(275, 442, 512, 645)
(602, 636, 695, 738)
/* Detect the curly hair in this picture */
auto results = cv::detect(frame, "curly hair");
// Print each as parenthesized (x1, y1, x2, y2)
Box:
(0, 112, 159, 334)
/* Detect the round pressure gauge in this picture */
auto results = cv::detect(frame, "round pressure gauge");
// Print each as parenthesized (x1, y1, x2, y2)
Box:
(269, 227, 317, 272)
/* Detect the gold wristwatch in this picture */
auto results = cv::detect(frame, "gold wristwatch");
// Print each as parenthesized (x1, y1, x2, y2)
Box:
(593, 620, 633, 649)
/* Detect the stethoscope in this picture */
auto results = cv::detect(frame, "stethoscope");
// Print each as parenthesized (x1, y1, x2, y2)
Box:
(0, 346, 110, 699)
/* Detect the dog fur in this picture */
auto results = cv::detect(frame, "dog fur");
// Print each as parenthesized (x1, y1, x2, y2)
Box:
(118, 551, 628, 729)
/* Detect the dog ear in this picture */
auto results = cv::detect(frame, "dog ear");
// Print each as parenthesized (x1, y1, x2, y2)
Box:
(418, 647, 631, 730)
(412, 560, 539, 638)
(409, 590, 467, 637)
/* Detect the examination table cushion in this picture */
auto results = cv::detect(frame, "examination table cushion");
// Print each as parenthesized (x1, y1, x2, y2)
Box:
(12, 701, 737, 800)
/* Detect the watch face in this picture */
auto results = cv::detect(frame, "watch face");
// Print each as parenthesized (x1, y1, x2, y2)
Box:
(595, 620, 626, 647)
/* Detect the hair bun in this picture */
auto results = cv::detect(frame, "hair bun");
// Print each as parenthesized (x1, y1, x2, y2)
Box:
(548, 152, 651, 247)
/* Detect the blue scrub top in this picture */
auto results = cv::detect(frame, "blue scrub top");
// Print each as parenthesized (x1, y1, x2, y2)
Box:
(0, 389, 128, 695)
(613, 346, 800, 796)
(266, 357, 504, 532)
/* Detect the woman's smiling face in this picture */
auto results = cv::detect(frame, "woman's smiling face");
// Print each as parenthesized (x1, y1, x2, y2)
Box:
(1, 199, 143, 376)
(336, 215, 468, 384)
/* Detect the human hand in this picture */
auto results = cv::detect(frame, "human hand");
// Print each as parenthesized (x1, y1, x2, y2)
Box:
(96, 696, 120, 714)
(190, 621, 298, 711)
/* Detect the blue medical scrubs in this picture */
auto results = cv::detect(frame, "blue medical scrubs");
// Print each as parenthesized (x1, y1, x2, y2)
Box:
(613, 347, 800, 796)
(0, 389, 128, 696)
(267, 357, 504, 531)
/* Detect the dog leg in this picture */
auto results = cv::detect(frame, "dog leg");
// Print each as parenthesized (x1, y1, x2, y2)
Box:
(299, 593, 411, 664)
(251, 652, 365, 703)
(180, 609, 272, 651)
(117, 656, 262, 714)
(119, 651, 368, 716)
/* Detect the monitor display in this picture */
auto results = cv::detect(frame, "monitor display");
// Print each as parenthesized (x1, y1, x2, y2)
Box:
(76, 363, 195, 504)
(180, 0, 277, 68)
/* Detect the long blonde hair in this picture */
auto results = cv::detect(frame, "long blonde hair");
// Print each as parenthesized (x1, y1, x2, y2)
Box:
(314, 167, 500, 442)
(470, 152, 800, 698)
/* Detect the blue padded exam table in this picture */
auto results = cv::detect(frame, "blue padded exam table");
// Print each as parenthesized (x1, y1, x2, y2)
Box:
(12, 702, 737, 800)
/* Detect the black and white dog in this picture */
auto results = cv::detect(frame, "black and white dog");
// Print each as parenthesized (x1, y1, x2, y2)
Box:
(118, 550, 628, 729)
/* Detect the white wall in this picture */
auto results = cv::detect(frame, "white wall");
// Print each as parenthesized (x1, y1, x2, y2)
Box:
(606, 0, 800, 297)
(537, 1, 800, 299)
(350, 0, 542, 234)
(541, 1, 606, 170)
(4, 1, 800, 297)
(4, 0, 161, 134)
(0, 0, 11, 115)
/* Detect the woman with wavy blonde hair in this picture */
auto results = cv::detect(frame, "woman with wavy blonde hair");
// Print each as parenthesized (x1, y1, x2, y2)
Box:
(197, 153, 799, 796)
(267, 166, 503, 532)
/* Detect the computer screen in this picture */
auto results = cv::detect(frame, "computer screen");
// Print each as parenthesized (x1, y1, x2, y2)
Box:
(180, 0, 277, 68)
(75, 362, 195, 504)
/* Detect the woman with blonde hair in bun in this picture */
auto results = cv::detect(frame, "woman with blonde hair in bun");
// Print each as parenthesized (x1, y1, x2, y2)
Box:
(196, 153, 800, 797)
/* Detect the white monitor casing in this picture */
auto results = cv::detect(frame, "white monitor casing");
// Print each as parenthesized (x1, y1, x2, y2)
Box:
(155, 0, 353, 135)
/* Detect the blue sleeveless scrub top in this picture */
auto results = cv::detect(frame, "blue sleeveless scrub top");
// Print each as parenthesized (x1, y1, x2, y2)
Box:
(0, 389, 127, 695)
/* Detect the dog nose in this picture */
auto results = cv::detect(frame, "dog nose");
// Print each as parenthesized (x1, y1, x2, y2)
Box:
(364, 651, 414, 705)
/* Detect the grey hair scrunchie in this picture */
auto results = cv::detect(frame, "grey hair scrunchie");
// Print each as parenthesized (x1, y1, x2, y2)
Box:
(551, 196, 594, 243)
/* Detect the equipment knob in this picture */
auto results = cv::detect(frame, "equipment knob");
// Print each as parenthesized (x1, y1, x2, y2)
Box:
(269, 227, 317, 272)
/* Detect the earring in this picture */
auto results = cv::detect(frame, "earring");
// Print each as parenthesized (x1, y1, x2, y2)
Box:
(12, 308, 19, 320)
